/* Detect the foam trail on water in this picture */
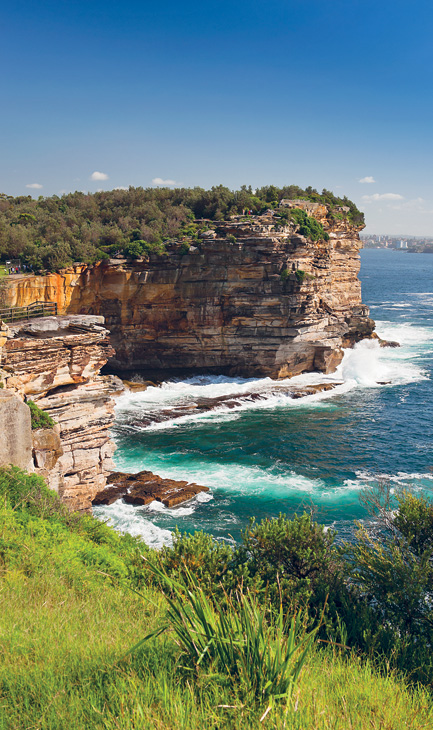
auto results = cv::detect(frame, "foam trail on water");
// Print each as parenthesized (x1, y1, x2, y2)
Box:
(99, 317, 433, 547)
(115, 321, 429, 432)
(94, 500, 173, 548)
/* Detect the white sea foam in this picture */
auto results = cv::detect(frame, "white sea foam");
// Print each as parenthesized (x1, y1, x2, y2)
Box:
(94, 462, 433, 548)
(355, 469, 433, 486)
(115, 321, 430, 432)
(93, 500, 173, 548)
(102, 317, 433, 546)
(113, 458, 358, 503)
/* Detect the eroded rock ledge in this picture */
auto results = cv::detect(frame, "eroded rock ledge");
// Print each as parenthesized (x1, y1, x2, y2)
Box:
(0, 315, 124, 511)
(93, 471, 209, 509)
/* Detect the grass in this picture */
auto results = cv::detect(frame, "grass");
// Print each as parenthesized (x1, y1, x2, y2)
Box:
(140, 563, 318, 708)
(0, 471, 433, 728)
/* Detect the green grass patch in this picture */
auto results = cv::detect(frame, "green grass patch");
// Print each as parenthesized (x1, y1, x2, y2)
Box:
(0, 468, 433, 728)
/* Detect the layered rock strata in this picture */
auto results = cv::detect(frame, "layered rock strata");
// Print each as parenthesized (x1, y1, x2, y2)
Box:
(1, 209, 375, 378)
(93, 471, 209, 509)
(0, 315, 123, 511)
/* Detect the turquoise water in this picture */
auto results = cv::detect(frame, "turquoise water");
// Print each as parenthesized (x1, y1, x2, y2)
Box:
(94, 250, 433, 547)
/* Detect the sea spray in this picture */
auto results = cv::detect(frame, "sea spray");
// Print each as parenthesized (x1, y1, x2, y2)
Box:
(96, 251, 433, 547)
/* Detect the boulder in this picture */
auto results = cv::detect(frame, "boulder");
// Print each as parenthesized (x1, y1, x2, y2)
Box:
(0, 390, 33, 470)
(93, 470, 209, 508)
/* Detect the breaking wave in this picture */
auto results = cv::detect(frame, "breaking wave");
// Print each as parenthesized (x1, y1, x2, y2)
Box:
(97, 256, 433, 548)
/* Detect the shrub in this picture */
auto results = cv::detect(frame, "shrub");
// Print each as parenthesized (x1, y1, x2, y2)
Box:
(139, 565, 317, 708)
(240, 513, 344, 613)
(122, 240, 144, 259)
(155, 529, 234, 592)
(122, 239, 166, 259)
(27, 400, 55, 429)
(280, 268, 290, 282)
(345, 486, 433, 683)
(227, 234, 237, 243)
(179, 241, 191, 255)
(289, 208, 329, 242)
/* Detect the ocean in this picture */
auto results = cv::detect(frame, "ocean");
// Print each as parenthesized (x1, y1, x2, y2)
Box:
(93, 249, 433, 548)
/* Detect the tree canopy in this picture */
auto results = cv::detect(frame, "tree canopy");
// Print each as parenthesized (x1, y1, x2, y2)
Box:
(0, 185, 364, 273)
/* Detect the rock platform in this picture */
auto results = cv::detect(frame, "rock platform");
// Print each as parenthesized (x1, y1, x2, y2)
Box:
(92, 470, 209, 509)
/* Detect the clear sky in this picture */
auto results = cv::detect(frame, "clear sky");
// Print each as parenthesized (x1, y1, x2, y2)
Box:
(1, 0, 432, 234)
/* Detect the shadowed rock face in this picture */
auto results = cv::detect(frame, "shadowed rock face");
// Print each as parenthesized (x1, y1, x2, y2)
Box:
(93, 471, 209, 509)
(1, 211, 375, 379)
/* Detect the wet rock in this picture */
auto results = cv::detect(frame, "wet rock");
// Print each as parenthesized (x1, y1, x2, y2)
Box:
(93, 470, 209, 509)
(92, 484, 128, 505)
(134, 382, 340, 427)
(290, 383, 337, 399)
(379, 339, 400, 348)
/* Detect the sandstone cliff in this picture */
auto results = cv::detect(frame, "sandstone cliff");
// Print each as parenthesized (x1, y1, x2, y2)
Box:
(0, 207, 374, 378)
(0, 316, 123, 511)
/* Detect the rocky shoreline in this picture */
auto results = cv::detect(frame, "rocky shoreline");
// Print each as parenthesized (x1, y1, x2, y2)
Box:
(0, 204, 385, 513)
(93, 470, 209, 509)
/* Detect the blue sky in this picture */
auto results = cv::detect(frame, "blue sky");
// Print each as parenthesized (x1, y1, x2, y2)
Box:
(1, 0, 432, 234)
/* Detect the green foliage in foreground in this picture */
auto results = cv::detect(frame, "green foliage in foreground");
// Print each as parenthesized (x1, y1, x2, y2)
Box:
(139, 563, 317, 709)
(1, 466, 433, 728)
(27, 399, 55, 429)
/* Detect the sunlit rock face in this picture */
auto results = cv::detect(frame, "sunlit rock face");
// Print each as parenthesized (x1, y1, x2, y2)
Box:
(1, 316, 123, 512)
(2, 210, 375, 378)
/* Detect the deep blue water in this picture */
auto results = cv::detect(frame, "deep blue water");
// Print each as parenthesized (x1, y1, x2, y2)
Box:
(94, 250, 433, 547)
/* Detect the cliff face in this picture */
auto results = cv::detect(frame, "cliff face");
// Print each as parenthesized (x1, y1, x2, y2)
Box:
(1, 209, 374, 378)
(1, 316, 123, 511)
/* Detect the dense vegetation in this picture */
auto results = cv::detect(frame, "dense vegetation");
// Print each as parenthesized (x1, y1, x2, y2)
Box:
(0, 185, 364, 273)
(1, 466, 431, 728)
(27, 400, 55, 429)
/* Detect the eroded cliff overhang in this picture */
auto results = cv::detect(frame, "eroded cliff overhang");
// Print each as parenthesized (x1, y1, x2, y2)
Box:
(0, 209, 375, 379)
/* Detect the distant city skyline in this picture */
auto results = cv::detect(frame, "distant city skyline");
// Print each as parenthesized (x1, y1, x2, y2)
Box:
(1, 0, 432, 235)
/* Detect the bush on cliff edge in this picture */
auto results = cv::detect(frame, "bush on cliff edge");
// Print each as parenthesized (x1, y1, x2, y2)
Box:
(27, 399, 55, 430)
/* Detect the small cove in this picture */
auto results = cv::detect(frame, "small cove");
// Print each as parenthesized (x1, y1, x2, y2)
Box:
(94, 250, 433, 547)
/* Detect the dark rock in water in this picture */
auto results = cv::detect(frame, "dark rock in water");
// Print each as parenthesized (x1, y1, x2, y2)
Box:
(92, 484, 128, 505)
(92, 470, 209, 508)
(290, 383, 337, 399)
(134, 382, 341, 427)
(379, 339, 400, 348)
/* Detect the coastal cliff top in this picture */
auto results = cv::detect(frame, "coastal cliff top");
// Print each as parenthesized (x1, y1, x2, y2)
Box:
(0, 185, 364, 275)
